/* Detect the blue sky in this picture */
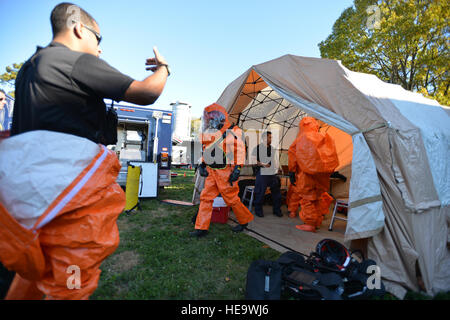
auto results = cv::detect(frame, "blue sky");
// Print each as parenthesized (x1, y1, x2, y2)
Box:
(0, 0, 354, 117)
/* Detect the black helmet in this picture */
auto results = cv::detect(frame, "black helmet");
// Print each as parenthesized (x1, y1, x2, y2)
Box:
(315, 239, 351, 271)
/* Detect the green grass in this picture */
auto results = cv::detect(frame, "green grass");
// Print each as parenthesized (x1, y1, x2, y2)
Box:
(91, 169, 280, 300)
(91, 169, 449, 300)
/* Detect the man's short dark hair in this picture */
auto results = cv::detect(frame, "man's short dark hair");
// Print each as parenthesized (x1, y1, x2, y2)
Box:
(262, 131, 272, 138)
(50, 2, 97, 37)
(0, 89, 5, 95)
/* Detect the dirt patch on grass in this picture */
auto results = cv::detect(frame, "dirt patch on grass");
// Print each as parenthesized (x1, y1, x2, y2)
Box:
(107, 250, 140, 274)
(140, 223, 153, 232)
(156, 207, 173, 217)
(117, 218, 133, 233)
(142, 207, 173, 218)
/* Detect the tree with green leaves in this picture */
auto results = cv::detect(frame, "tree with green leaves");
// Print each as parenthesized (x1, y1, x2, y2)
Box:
(319, 0, 449, 106)
(0, 62, 24, 98)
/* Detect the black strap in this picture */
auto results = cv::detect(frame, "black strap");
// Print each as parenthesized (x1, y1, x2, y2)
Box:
(284, 268, 342, 300)
(203, 124, 238, 167)
(263, 266, 271, 300)
(125, 202, 140, 216)
(204, 127, 228, 156)
(229, 217, 309, 258)
(139, 166, 143, 196)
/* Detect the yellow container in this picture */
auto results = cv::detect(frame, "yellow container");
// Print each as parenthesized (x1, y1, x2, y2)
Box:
(124, 164, 141, 212)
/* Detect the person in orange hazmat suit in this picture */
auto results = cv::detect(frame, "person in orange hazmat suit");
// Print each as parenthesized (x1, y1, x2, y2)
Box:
(287, 129, 302, 219)
(287, 121, 334, 221)
(1, 1, 169, 299)
(190, 103, 254, 238)
(287, 117, 338, 233)
(0, 131, 125, 300)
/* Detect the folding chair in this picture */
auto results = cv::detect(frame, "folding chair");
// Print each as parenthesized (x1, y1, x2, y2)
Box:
(241, 186, 255, 212)
(328, 199, 348, 231)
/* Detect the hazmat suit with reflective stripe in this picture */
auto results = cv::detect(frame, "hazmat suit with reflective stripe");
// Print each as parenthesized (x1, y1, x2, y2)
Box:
(0, 131, 125, 299)
(195, 104, 254, 231)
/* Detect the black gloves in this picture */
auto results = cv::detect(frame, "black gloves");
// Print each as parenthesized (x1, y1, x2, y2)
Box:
(199, 162, 209, 177)
(289, 171, 296, 186)
(229, 166, 241, 185)
(200, 163, 241, 185)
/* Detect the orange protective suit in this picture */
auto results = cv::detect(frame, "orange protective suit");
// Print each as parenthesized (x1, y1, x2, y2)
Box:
(195, 104, 254, 231)
(287, 132, 302, 218)
(288, 117, 339, 230)
(0, 133, 125, 300)
(288, 129, 329, 218)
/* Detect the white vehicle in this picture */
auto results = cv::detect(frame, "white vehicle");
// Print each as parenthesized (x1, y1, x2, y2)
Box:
(172, 145, 188, 167)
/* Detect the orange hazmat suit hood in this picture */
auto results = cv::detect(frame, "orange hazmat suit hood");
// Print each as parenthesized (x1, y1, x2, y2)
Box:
(299, 117, 320, 135)
(296, 116, 339, 175)
(201, 103, 231, 146)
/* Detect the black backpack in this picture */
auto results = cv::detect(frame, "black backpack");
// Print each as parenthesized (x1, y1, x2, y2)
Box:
(277, 251, 344, 300)
(245, 239, 385, 300)
(280, 240, 386, 300)
(340, 257, 386, 299)
(310, 239, 386, 299)
(245, 260, 282, 300)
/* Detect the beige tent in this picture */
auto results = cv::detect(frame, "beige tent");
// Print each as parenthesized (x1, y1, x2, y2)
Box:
(198, 55, 449, 298)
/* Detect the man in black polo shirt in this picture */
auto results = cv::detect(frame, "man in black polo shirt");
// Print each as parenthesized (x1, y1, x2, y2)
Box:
(1, 2, 170, 300)
(11, 3, 170, 143)
(251, 131, 282, 218)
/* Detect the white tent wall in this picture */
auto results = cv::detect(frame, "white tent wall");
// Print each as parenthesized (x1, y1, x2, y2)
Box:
(346, 70, 446, 211)
(215, 55, 450, 298)
(346, 133, 384, 240)
(393, 99, 450, 207)
(345, 69, 450, 207)
(367, 158, 450, 297)
(411, 206, 450, 296)
(344, 69, 450, 297)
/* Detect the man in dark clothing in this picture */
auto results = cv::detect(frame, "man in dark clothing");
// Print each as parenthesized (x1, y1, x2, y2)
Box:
(1, 2, 170, 300)
(251, 131, 282, 217)
(11, 3, 170, 143)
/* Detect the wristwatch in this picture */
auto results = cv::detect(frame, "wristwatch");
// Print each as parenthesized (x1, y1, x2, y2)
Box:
(159, 63, 171, 76)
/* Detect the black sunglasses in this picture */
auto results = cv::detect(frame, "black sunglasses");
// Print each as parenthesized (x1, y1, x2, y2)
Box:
(83, 25, 102, 45)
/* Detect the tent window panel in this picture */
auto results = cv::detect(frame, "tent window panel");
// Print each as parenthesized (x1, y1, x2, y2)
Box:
(236, 81, 352, 200)
(239, 88, 308, 132)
